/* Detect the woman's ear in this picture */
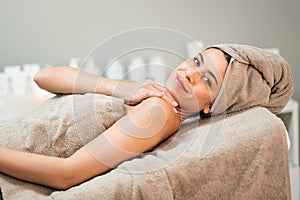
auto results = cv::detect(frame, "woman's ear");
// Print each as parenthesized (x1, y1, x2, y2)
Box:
(203, 107, 210, 114)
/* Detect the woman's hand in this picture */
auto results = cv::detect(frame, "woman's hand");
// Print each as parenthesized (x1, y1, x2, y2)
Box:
(111, 79, 178, 107)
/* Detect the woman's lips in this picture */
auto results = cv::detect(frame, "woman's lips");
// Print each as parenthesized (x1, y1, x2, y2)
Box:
(175, 74, 188, 93)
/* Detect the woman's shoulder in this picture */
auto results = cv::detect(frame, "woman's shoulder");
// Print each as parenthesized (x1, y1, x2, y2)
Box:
(134, 97, 181, 127)
(127, 97, 171, 113)
(142, 96, 174, 109)
(115, 97, 181, 145)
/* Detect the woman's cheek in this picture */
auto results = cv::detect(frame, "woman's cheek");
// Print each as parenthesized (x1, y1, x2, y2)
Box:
(179, 93, 202, 117)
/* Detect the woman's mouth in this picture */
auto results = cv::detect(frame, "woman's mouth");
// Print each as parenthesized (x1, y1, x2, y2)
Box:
(175, 74, 188, 93)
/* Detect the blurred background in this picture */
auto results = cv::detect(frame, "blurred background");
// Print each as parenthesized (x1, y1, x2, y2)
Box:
(0, 0, 299, 198)
(0, 0, 299, 95)
(0, 0, 298, 123)
(0, 0, 299, 96)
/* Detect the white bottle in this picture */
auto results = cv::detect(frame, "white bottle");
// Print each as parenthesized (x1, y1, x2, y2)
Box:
(69, 57, 82, 68)
(127, 57, 147, 82)
(105, 60, 125, 79)
(4, 65, 21, 94)
(84, 57, 100, 74)
(23, 63, 41, 93)
(4, 65, 21, 75)
(23, 63, 40, 75)
(0, 72, 9, 95)
(148, 56, 168, 85)
(11, 72, 28, 95)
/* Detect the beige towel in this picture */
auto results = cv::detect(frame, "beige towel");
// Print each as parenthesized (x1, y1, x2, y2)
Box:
(206, 44, 293, 115)
(0, 93, 125, 199)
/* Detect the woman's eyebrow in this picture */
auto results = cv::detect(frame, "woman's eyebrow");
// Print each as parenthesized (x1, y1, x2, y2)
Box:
(198, 52, 204, 63)
(207, 70, 218, 85)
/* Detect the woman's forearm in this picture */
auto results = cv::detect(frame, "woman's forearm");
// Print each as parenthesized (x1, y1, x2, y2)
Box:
(0, 147, 68, 189)
(34, 66, 116, 95)
(0, 146, 111, 190)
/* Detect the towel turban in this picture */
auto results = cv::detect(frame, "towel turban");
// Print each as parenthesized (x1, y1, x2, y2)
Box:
(206, 44, 293, 115)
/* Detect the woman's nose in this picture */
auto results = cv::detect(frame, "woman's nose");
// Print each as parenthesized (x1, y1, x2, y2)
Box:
(180, 61, 199, 84)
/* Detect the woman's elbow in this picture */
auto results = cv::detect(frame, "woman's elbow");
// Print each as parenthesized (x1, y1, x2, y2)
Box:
(33, 67, 54, 89)
(51, 163, 81, 190)
(54, 155, 97, 190)
(54, 179, 78, 191)
(53, 179, 73, 191)
(33, 70, 44, 86)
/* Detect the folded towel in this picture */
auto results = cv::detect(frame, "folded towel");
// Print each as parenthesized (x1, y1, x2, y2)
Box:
(206, 44, 293, 115)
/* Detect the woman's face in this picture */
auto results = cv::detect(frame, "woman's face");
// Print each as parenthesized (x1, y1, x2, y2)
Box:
(165, 48, 228, 118)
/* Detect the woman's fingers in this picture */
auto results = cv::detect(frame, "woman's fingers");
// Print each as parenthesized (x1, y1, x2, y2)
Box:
(127, 90, 163, 105)
(151, 84, 178, 107)
(115, 79, 178, 108)
(142, 81, 178, 107)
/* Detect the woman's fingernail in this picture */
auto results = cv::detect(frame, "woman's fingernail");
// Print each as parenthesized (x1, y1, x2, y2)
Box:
(173, 107, 178, 113)
(173, 102, 178, 106)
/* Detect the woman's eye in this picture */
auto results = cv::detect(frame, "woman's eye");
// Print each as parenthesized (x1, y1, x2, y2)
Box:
(203, 75, 212, 87)
(193, 57, 200, 66)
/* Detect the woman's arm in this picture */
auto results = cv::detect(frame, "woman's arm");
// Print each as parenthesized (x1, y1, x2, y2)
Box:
(0, 146, 109, 190)
(33, 66, 115, 95)
(0, 97, 180, 190)
(34, 66, 178, 106)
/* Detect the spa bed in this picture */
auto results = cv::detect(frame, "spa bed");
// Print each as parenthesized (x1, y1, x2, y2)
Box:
(0, 104, 291, 199)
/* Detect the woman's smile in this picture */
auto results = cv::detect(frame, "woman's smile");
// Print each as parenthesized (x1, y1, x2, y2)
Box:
(175, 74, 188, 93)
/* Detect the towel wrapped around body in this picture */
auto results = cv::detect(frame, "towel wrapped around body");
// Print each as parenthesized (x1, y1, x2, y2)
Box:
(0, 93, 126, 199)
(0, 93, 125, 156)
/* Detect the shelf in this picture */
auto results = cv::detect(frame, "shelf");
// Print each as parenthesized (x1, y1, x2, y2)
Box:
(277, 99, 299, 166)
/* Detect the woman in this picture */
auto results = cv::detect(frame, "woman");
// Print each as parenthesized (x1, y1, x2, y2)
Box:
(0, 44, 292, 190)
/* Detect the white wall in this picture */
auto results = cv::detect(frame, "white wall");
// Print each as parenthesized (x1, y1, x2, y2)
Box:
(0, 0, 299, 101)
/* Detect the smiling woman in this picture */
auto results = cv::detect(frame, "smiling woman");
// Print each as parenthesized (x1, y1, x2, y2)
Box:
(165, 48, 229, 118)
(0, 44, 293, 191)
